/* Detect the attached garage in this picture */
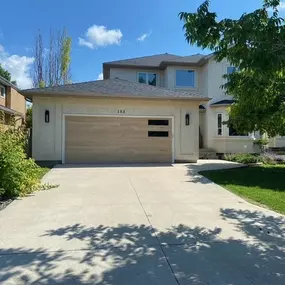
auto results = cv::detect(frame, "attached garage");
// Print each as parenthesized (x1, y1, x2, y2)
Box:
(64, 116, 173, 163)
(23, 78, 209, 164)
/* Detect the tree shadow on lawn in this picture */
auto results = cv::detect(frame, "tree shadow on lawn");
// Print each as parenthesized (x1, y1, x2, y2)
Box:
(198, 165, 285, 191)
(0, 208, 284, 284)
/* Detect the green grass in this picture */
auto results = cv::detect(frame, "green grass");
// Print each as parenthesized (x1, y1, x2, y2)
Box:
(200, 165, 285, 214)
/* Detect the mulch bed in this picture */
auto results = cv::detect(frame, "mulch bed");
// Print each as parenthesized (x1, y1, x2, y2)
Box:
(0, 197, 13, 212)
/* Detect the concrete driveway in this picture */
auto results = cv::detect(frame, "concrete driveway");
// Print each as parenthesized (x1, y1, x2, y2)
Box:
(0, 161, 284, 285)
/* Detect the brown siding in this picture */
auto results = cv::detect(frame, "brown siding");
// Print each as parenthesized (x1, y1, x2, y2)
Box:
(65, 116, 172, 164)
(9, 87, 26, 117)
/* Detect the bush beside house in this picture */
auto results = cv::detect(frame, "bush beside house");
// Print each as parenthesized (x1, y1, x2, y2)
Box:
(224, 152, 285, 165)
(0, 119, 43, 199)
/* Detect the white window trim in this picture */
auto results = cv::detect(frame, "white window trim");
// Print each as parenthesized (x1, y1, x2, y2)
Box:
(175, 69, 197, 88)
(0, 85, 6, 98)
(217, 113, 223, 136)
(137, 72, 158, 86)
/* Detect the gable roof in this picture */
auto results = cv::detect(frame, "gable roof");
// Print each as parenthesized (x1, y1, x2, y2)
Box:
(22, 78, 209, 102)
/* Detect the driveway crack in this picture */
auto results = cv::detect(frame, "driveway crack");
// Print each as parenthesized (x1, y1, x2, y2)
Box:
(128, 178, 180, 285)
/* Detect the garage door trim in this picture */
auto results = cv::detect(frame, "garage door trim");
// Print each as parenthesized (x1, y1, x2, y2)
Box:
(61, 114, 175, 164)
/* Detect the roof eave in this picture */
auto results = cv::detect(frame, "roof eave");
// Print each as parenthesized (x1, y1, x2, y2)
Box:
(0, 105, 24, 117)
(22, 91, 210, 102)
(0, 76, 21, 92)
(103, 63, 160, 70)
(211, 104, 233, 107)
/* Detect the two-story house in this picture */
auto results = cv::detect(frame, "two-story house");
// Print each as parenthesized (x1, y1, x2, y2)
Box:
(103, 53, 285, 154)
(0, 76, 26, 126)
(23, 53, 284, 165)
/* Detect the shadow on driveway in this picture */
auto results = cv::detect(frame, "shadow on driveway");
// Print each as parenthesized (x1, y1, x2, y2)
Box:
(0, 208, 284, 285)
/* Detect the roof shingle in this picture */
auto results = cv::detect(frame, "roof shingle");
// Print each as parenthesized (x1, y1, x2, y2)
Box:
(22, 78, 209, 101)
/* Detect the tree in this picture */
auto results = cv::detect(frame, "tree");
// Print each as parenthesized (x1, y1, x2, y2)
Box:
(179, 0, 285, 137)
(0, 64, 17, 85)
(33, 28, 72, 88)
(25, 107, 32, 129)
(0, 64, 11, 81)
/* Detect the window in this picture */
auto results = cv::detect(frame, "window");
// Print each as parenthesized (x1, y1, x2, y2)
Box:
(229, 125, 248, 136)
(148, 119, 169, 126)
(0, 85, 6, 98)
(227, 66, 236, 75)
(175, 70, 196, 87)
(148, 131, 169, 137)
(138, 72, 157, 86)
(228, 117, 247, 136)
(217, 113, 223, 136)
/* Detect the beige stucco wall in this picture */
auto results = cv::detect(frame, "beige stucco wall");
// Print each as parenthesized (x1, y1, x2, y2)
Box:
(268, 137, 285, 148)
(32, 96, 200, 163)
(204, 105, 258, 153)
(110, 68, 164, 87)
(164, 66, 203, 94)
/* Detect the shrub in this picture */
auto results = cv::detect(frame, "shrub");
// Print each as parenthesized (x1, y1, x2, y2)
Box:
(261, 152, 285, 165)
(0, 126, 41, 198)
(253, 138, 269, 152)
(224, 153, 263, 164)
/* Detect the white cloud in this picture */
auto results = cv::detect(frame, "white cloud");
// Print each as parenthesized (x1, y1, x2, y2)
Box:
(78, 25, 123, 49)
(97, 72, 103, 80)
(0, 45, 34, 89)
(137, 31, 152, 42)
(278, 2, 285, 10)
(0, 44, 4, 52)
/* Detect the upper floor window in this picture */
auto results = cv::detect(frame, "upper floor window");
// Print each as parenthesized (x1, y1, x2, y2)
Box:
(137, 72, 157, 86)
(175, 70, 196, 88)
(0, 85, 6, 98)
(227, 66, 236, 74)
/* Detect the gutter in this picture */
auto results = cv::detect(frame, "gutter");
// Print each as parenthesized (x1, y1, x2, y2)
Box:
(22, 91, 211, 102)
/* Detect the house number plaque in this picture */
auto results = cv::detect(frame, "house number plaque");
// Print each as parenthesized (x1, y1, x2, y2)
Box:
(117, 109, 126, 114)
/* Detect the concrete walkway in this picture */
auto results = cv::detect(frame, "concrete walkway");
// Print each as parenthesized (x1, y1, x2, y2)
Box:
(0, 160, 284, 284)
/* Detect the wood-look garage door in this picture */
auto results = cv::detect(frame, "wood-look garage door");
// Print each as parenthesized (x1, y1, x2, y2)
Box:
(65, 116, 173, 164)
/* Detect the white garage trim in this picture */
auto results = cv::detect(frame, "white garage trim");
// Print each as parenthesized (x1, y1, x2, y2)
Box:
(61, 114, 175, 164)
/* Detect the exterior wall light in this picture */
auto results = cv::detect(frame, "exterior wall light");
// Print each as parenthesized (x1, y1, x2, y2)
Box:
(185, 113, 190, 126)
(45, 110, 50, 123)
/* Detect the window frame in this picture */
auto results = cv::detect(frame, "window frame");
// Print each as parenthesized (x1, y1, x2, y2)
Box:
(0, 85, 6, 98)
(217, 113, 223, 136)
(137, 72, 158, 86)
(175, 69, 196, 88)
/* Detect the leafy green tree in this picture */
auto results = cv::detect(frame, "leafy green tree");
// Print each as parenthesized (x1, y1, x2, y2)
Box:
(0, 64, 11, 81)
(25, 107, 32, 129)
(179, 0, 285, 137)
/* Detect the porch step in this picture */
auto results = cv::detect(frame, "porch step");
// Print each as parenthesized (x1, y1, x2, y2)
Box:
(199, 148, 218, 159)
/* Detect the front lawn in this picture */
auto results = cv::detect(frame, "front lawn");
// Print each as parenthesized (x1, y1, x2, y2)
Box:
(201, 165, 285, 214)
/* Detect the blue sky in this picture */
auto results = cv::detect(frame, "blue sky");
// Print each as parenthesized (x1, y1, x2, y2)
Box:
(0, 0, 282, 88)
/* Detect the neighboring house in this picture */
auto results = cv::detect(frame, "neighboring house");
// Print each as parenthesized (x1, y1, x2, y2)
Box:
(22, 79, 208, 164)
(103, 53, 285, 154)
(0, 76, 26, 126)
